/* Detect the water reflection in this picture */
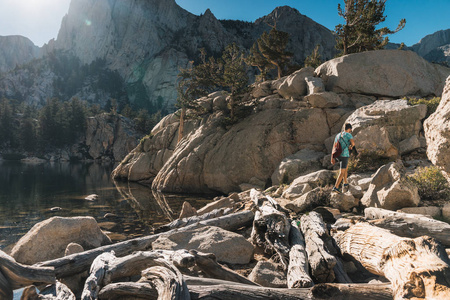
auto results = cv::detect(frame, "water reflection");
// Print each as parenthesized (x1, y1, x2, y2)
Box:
(0, 161, 212, 251)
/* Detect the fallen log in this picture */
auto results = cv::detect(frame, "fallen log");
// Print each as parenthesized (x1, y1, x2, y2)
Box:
(333, 222, 450, 299)
(39, 281, 76, 300)
(0, 250, 55, 299)
(98, 282, 157, 299)
(155, 208, 233, 233)
(196, 196, 237, 216)
(309, 283, 392, 300)
(104, 250, 195, 284)
(99, 281, 393, 300)
(82, 250, 190, 300)
(139, 264, 190, 300)
(365, 207, 450, 247)
(189, 284, 308, 299)
(34, 210, 254, 278)
(300, 212, 337, 283)
(333, 257, 352, 284)
(183, 275, 256, 286)
(81, 251, 116, 300)
(287, 220, 314, 288)
(250, 190, 291, 270)
(0, 270, 12, 300)
(189, 250, 258, 286)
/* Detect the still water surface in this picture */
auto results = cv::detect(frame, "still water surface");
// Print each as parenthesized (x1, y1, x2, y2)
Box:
(0, 160, 213, 252)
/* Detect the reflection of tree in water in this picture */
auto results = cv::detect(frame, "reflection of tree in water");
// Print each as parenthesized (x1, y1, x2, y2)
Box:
(113, 180, 176, 228)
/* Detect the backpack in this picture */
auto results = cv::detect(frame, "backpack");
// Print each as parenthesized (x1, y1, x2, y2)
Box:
(331, 133, 348, 164)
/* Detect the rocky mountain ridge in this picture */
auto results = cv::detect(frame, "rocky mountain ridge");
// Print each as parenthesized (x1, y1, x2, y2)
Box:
(0, 1, 448, 113)
(0, 2, 337, 113)
(0, 35, 40, 73)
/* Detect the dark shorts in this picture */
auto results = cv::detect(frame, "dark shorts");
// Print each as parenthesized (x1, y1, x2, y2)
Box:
(339, 156, 349, 169)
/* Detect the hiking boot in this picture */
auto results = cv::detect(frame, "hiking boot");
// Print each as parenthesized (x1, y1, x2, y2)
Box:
(332, 187, 341, 194)
(343, 183, 349, 193)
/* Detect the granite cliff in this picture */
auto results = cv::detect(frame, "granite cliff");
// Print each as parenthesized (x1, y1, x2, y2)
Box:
(0, 35, 40, 73)
(0, 1, 337, 111)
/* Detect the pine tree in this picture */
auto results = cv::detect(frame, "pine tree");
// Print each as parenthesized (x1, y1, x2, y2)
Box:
(20, 118, 37, 152)
(304, 45, 323, 68)
(220, 43, 249, 119)
(0, 99, 14, 147)
(256, 27, 293, 79)
(176, 49, 218, 143)
(335, 0, 406, 55)
(246, 43, 275, 82)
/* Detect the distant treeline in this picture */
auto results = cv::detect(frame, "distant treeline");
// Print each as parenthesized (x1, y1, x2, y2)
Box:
(0, 97, 160, 155)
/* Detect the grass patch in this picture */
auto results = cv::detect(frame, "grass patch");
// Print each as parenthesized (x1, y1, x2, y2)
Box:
(408, 166, 450, 200)
(406, 97, 441, 118)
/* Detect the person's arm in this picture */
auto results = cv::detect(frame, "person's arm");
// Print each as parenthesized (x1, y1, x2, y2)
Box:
(349, 138, 355, 149)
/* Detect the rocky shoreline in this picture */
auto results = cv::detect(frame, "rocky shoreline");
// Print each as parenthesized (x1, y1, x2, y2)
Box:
(2, 50, 450, 299)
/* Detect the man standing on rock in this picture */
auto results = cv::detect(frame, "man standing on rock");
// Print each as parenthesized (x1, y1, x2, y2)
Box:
(332, 123, 355, 193)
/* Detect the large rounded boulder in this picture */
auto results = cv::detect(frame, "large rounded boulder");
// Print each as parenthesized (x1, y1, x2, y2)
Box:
(152, 108, 329, 194)
(11, 216, 111, 265)
(315, 50, 450, 97)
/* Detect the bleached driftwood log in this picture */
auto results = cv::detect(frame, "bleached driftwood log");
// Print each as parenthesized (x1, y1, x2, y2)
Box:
(300, 211, 337, 283)
(155, 208, 233, 233)
(81, 250, 191, 300)
(189, 250, 257, 286)
(188, 282, 392, 300)
(287, 220, 313, 288)
(98, 281, 157, 299)
(333, 222, 450, 299)
(139, 264, 190, 300)
(98, 280, 392, 300)
(250, 189, 291, 270)
(0, 250, 55, 300)
(309, 283, 392, 300)
(365, 207, 450, 247)
(35, 210, 254, 278)
(81, 251, 116, 300)
(104, 250, 195, 284)
(38, 281, 76, 300)
(196, 196, 238, 215)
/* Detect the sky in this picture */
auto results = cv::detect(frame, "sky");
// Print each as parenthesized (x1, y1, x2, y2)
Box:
(0, 0, 448, 47)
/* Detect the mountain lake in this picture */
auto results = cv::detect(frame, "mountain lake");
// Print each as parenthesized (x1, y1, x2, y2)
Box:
(0, 160, 214, 253)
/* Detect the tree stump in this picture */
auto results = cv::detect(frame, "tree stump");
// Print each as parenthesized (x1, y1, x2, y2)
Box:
(333, 222, 450, 299)
(250, 189, 291, 270)
(365, 207, 450, 247)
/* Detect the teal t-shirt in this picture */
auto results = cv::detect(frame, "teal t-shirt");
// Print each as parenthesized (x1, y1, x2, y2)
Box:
(334, 132, 353, 157)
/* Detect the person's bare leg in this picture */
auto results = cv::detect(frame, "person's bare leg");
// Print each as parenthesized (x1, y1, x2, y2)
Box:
(335, 169, 344, 189)
(342, 168, 348, 184)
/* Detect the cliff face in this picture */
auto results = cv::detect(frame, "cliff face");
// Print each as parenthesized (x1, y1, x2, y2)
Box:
(0, 2, 337, 112)
(411, 29, 450, 59)
(0, 36, 40, 73)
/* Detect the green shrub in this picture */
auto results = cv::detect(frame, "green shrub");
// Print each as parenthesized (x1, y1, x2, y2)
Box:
(406, 97, 441, 118)
(347, 149, 394, 173)
(408, 166, 450, 200)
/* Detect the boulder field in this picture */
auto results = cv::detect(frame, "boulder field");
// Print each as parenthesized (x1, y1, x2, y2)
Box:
(112, 50, 450, 194)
